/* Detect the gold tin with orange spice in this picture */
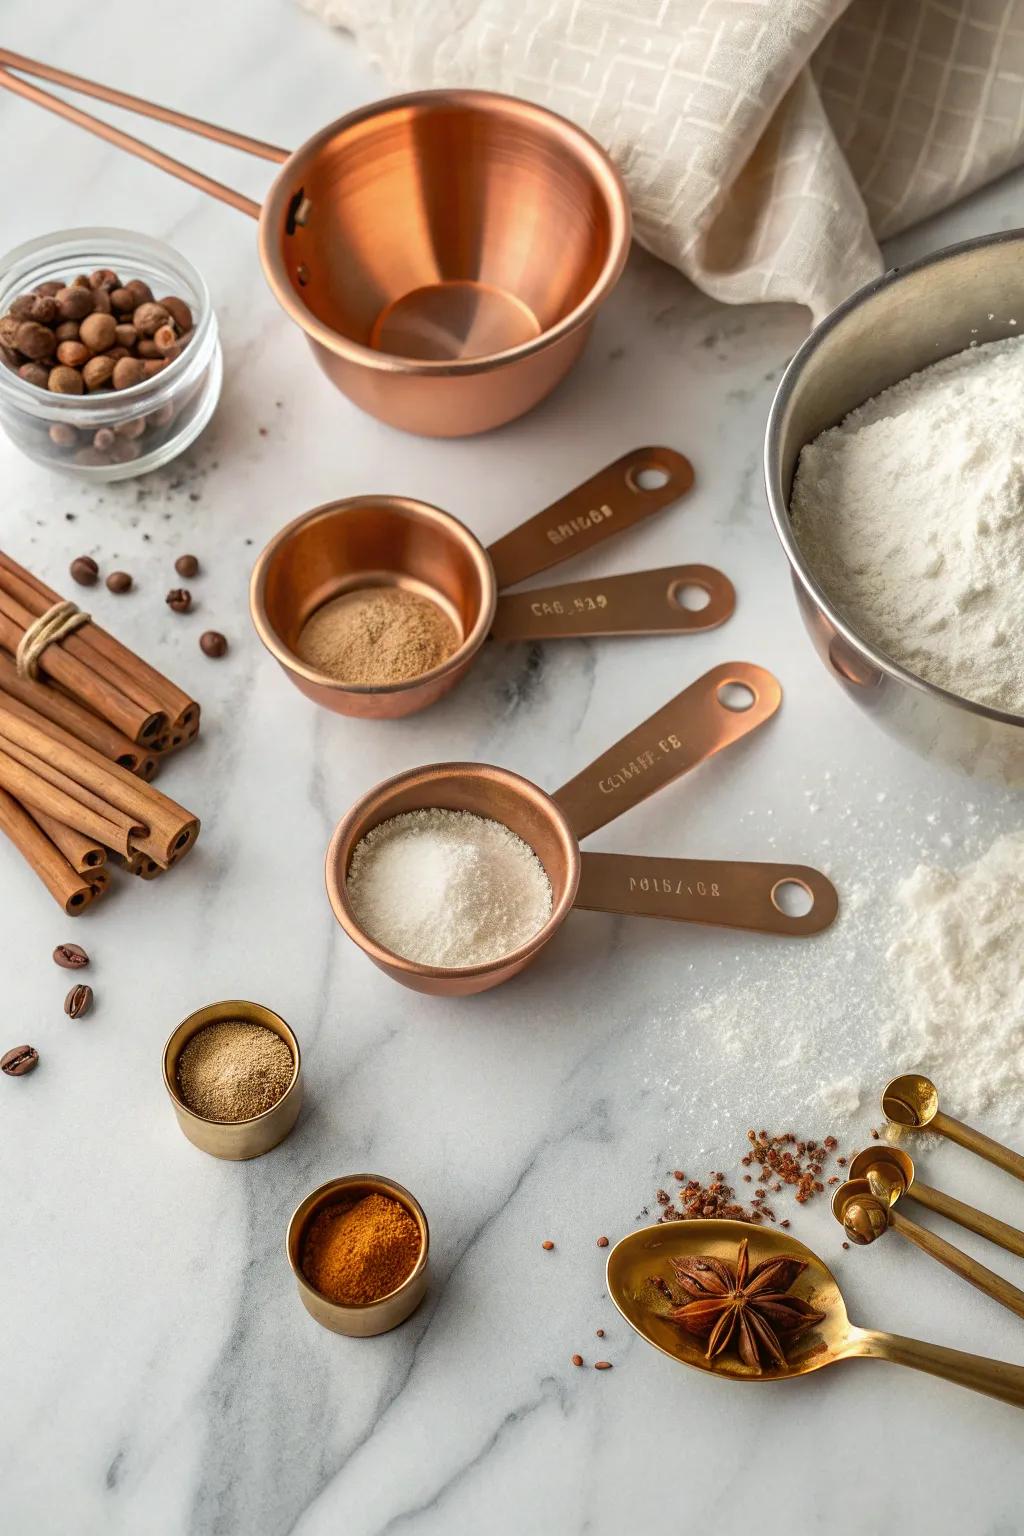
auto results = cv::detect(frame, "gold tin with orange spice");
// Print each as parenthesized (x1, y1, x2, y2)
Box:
(286, 1174, 430, 1337)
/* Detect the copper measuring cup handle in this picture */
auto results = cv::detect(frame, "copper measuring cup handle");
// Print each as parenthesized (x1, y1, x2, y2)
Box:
(552, 661, 781, 841)
(489, 565, 735, 641)
(931, 1110, 1024, 1182)
(485, 448, 694, 590)
(574, 853, 837, 936)
(0, 49, 287, 218)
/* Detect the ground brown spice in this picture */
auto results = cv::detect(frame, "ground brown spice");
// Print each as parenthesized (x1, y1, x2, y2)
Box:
(296, 586, 458, 686)
(646, 1128, 842, 1227)
(177, 1022, 293, 1122)
(301, 1193, 421, 1305)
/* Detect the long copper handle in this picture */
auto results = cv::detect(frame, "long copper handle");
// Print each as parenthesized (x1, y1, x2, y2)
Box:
(852, 1328, 1024, 1409)
(486, 448, 694, 591)
(0, 51, 280, 218)
(890, 1207, 1024, 1320)
(552, 661, 781, 841)
(911, 1180, 1024, 1259)
(490, 565, 734, 641)
(574, 854, 837, 936)
(932, 1110, 1024, 1182)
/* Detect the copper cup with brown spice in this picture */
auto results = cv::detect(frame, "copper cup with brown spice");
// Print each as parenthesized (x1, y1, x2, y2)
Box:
(162, 999, 303, 1160)
(249, 447, 721, 720)
(286, 1175, 430, 1337)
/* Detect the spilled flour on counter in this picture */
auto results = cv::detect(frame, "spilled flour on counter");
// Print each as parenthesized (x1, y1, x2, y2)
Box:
(884, 830, 1024, 1121)
(791, 334, 1024, 713)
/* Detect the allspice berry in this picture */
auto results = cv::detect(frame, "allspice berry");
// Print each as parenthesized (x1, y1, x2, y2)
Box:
(79, 311, 117, 352)
(112, 356, 146, 390)
(200, 630, 227, 657)
(48, 365, 85, 395)
(114, 323, 137, 349)
(175, 553, 199, 578)
(93, 427, 116, 451)
(132, 301, 169, 338)
(18, 362, 49, 388)
(160, 296, 193, 331)
(70, 556, 99, 586)
(15, 321, 56, 360)
(166, 588, 192, 613)
(54, 320, 80, 343)
(55, 285, 95, 321)
(56, 340, 91, 369)
(89, 268, 121, 292)
(82, 354, 116, 391)
(110, 287, 136, 314)
(106, 571, 132, 594)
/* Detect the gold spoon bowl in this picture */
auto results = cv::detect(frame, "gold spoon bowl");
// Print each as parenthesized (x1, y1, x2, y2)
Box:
(606, 1218, 1024, 1407)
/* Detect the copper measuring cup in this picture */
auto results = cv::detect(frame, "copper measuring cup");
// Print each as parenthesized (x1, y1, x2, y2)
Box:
(251, 446, 734, 719)
(325, 661, 839, 995)
(0, 51, 630, 437)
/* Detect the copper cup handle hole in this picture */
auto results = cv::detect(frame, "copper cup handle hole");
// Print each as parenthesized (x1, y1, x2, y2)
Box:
(770, 877, 814, 919)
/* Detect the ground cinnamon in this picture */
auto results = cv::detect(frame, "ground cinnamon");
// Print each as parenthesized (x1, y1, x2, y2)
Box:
(301, 1193, 421, 1305)
(295, 586, 458, 686)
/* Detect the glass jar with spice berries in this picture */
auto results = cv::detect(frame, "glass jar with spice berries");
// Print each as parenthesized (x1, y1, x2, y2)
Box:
(0, 228, 221, 480)
(287, 1175, 429, 1336)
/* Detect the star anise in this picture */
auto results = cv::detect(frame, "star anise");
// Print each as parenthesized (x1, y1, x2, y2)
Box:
(664, 1239, 825, 1372)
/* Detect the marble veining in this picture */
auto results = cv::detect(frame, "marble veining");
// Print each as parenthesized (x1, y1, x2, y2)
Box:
(2, 4, 1024, 1533)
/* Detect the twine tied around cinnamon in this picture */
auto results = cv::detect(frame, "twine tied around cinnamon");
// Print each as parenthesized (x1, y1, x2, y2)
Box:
(16, 600, 91, 681)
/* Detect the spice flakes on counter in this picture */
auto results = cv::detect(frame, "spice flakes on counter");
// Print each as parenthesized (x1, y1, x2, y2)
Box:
(649, 1128, 843, 1227)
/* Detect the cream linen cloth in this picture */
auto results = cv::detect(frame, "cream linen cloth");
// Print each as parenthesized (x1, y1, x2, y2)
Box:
(302, 0, 1024, 321)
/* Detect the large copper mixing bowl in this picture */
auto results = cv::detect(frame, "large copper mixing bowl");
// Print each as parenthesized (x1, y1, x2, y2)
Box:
(765, 228, 1024, 782)
(0, 53, 631, 437)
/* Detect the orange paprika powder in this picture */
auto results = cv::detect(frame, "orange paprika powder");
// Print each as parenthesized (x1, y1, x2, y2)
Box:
(301, 1192, 421, 1305)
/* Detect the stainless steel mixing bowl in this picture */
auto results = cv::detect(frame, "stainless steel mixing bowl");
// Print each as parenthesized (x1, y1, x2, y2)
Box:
(764, 228, 1024, 782)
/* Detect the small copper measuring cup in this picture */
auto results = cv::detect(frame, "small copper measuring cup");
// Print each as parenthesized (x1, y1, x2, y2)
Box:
(0, 52, 630, 436)
(251, 446, 733, 719)
(325, 661, 839, 994)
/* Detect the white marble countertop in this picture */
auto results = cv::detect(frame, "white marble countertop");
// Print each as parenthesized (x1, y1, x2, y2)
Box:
(3, 5, 1024, 1533)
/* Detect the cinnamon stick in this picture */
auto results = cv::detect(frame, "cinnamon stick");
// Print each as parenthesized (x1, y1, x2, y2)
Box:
(0, 654, 157, 777)
(0, 744, 141, 855)
(0, 783, 104, 914)
(0, 552, 199, 733)
(0, 605, 163, 744)
(0, 704, 199, 865)
(26, 806, 107, 872)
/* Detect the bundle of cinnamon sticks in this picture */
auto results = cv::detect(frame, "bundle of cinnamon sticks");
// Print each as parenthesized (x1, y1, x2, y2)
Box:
(0, 549, 201, 914)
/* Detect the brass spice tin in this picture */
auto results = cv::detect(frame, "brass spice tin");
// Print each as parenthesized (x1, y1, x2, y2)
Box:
(286, 1174, 430, 1337)
(162, 999, 303, 1160)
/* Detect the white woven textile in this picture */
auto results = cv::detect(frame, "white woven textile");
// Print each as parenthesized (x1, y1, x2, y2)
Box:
(303, 0, 1024, 320)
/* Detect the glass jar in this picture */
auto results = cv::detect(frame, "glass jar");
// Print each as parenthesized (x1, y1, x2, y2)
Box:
(0, 228, 222, 481)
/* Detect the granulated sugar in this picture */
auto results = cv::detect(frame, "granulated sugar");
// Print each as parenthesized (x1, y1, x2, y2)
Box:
(791, 335, 1024, 713)
(884, 831, 1024, 1121)
(347, 808, 553, 967)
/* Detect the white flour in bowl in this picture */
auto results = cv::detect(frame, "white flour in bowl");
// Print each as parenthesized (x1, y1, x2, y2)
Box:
(790, 334, 1024, 714)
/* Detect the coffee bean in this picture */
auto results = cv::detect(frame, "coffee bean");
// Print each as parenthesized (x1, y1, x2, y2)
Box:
(106, 571, 132, 594)
(53, 941, 89, 969)
(70, 556, 98, 587)
(200, 630, 227, 658)
(174, 553, 199, 578)
(2, 1045, 39, 1076)
(166, 588, 192, 613)
(64, 983, 93, 1019)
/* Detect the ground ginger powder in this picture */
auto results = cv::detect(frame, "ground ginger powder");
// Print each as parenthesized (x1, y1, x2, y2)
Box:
(301, 1193, 421, 1305)
(295, 585, 458, 686)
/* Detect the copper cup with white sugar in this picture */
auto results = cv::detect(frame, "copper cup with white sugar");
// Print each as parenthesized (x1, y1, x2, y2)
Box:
(325, 664, 841, 996)
(162, 1000, 303, 1159)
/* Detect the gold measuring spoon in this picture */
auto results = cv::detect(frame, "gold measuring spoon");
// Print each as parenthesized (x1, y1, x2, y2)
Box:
(883, 1074, 1024, 1182)
(833, 1179, 1024, 1321)
(849, 1147, 1024, 1259)
(606, 1219, 1024, 1408)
